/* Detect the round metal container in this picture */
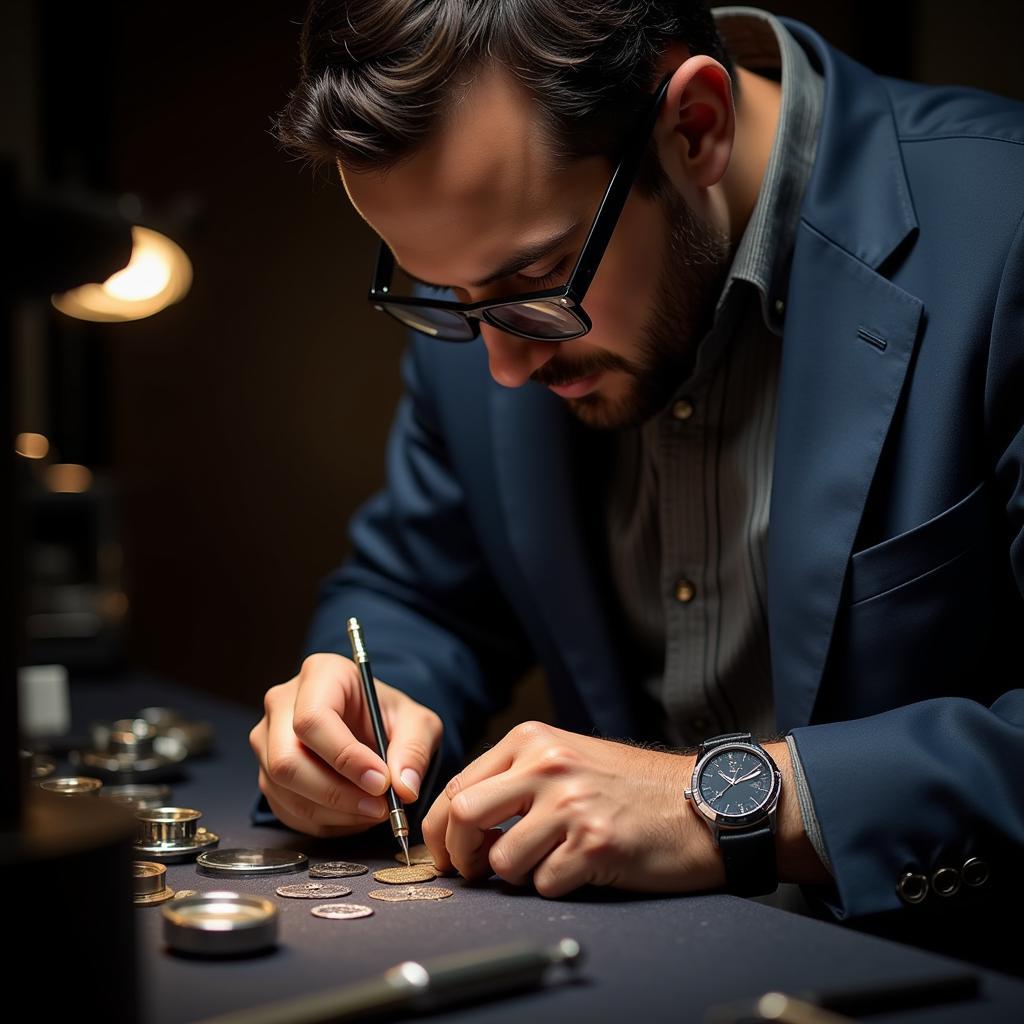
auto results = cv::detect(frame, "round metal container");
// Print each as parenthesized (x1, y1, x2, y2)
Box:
(161, 892, 278, 957)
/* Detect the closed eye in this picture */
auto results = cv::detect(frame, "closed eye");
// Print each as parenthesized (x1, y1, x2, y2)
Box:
(515, 254, 573, 289)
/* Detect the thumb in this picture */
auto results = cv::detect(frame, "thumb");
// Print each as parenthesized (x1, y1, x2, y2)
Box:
(386, 704, 443, 803)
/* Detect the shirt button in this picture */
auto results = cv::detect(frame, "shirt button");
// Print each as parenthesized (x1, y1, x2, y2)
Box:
(774, 298, 785, 316)
(671, 398, 694, 421)
(674, 579, 696, 603)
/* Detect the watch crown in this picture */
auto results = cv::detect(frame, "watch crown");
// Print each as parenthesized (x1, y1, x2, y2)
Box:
(684, 788, 692, 801)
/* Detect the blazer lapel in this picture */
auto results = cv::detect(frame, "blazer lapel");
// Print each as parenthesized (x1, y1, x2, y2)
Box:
(770, 22, 924, 729)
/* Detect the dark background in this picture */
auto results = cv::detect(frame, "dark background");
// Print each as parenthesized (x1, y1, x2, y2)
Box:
(5, 1, 1024, 727)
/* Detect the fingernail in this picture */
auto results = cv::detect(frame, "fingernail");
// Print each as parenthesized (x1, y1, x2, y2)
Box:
(358, 797, 385, 818)
(401, 768, 421, 797)
(360, 769, 387, 795)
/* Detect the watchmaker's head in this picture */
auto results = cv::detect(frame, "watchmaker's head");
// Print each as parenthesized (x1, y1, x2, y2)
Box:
(276, 0, 740, 429)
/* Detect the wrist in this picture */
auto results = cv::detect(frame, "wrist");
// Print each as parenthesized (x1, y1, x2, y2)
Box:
(763, 741, 831, 885)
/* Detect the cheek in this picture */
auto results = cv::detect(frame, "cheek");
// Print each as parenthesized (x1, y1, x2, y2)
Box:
(580, 193, 666, 350)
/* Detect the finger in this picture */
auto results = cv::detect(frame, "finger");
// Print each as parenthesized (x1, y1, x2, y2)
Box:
(290, 656, 390, 795)
(262, 685, 389, 821)
(257, 767, 384, 837)
(444, 772, 534, 878)
(383, 698, 443, 803)
(530, 840, 594, 899)
(487, 813, 566, 888)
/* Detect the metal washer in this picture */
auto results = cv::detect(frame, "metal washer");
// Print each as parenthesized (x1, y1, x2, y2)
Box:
(196, 848, 308, 877)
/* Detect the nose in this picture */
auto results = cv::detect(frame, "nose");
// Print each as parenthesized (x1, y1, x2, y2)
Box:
(480, 323, 558, 388)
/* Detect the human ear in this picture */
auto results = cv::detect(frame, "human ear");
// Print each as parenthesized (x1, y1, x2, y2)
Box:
(657, 56, 735, 191)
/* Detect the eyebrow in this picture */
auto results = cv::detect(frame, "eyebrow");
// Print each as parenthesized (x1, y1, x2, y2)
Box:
(397, 221, 582, 291)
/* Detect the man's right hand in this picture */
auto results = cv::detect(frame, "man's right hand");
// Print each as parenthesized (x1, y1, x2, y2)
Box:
(249, 653, 443, 838)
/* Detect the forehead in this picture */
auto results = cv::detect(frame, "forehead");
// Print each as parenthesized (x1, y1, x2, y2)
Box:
(340, 65, 604, 282)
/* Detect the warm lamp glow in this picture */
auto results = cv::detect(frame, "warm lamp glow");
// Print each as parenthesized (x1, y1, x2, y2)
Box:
(15, 432, 50, 459)
(51, 225, 192, 322)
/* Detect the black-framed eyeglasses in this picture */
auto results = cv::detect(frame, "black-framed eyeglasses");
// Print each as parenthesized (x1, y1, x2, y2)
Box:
(367, 74, 673, 343)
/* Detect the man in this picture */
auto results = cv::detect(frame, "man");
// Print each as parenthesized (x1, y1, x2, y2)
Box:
(249, 1, 1024, 967)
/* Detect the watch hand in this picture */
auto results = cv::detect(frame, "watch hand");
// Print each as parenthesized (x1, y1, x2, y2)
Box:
(733, 768, 763, 785)
(717, 771, 738, 787)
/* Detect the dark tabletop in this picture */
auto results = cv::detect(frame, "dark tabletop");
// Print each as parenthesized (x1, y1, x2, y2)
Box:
(64, 673, 1024, 1024)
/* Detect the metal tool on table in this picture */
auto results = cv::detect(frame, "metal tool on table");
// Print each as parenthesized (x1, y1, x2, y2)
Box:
(346, 616, 411, 867)
(191, 937, 584, 1023)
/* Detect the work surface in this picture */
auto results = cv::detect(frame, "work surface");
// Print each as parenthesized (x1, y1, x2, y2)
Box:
(66, 674, 1024, 1024)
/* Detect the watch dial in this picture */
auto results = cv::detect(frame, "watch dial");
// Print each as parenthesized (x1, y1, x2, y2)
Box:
(698, 748, 773, 817)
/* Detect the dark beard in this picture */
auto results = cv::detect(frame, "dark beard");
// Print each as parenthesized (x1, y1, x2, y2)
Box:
(531, 187, 731, 431)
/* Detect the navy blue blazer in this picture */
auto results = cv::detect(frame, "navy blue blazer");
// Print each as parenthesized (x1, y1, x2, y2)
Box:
(257, 20, 1024, 938)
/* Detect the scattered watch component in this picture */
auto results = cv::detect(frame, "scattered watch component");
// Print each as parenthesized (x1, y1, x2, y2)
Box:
(173, 890, 199, 900)
(394, 843, 436, 866)
(137, 706, 215, 758)
(374, 864, 437, 884)
(196, 849, 308, 877)
(161, 892, 278, 957)
(310, 903, 374, 920)
(276, 882, 352, 899)
(70, 717, 187, 783)
(39, 776, 103, 797)
(134, 806, 220, 862)
(134, 861, 175, 906)
(101, 783, 172, 810)
(308, 861, 368, 878)
(21, 750, 57, 780)
(367, 886, 453, 903)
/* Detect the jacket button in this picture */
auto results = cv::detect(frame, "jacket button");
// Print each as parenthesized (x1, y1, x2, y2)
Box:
(897, 871, 928, 904)
(674, 579, 696, 603)
(671, 398, 694, 421)
(962, 857, 990, 887)
(931, 866, 961, 897)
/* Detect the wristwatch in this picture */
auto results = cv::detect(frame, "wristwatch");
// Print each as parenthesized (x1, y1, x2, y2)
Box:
(684, 732, 782, 896)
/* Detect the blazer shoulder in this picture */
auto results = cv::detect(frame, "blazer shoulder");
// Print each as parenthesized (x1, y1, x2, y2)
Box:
(882, 76, 1024, 148)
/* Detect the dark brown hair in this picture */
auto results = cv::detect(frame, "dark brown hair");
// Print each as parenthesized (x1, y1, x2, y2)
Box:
(275, 0, 736, 181)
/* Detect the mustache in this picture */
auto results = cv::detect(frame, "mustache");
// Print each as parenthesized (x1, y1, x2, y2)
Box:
(530, 350, 631, 387)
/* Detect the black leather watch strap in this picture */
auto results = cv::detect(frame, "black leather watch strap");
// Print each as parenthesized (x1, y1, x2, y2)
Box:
(719, 825, 778, 897)
(698, 732, 751, 756)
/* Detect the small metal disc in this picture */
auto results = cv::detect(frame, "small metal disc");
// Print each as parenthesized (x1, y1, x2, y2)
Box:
(162, 892, 278, 956)
(310, 903, 374, 920)
(373, 864, 437, 884)
(39, 776, 103, 797)
(368, 886, 453, 903)
(308, 861, 368, 878)
(197, 849, 308, 877)
(394, 843, 435, 866)
(276, 882, 352, 899)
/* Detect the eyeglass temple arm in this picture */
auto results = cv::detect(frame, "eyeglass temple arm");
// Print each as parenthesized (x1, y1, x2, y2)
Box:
(371, 241, 395, 294)
(568, 74, 673, 298)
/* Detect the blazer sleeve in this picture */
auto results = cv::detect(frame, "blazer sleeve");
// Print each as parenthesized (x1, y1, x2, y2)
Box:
(787, 210, 1024, 922)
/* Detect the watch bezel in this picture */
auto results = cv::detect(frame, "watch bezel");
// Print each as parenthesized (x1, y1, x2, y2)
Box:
(688, 741, 782, 830)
